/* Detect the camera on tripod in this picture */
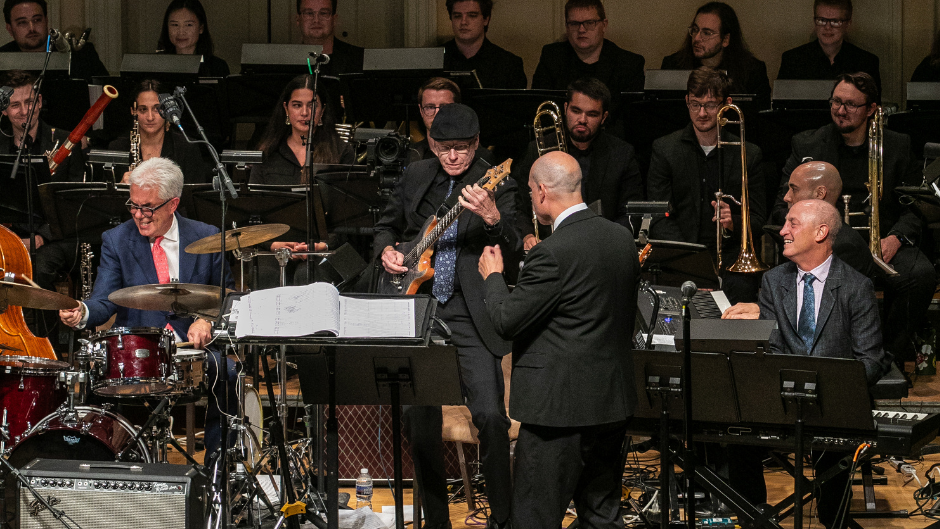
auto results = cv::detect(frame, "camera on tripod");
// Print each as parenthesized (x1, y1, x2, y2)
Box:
(352, 128, 410, 197)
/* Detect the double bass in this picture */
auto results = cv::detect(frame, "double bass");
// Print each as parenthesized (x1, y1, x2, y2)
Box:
(0, 224, 57, 359)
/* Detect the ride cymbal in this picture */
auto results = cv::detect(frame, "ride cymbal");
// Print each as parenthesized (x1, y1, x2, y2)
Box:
(184, 224, 290, 254)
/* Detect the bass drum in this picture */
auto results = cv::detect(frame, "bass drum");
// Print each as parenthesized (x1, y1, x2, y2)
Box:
(7, 406, 151, 468)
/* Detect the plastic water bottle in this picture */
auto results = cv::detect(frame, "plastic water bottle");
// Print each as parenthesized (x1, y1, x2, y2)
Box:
(355, 468, 373, 509)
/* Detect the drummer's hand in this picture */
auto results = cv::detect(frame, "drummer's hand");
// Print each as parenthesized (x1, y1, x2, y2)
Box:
(381, 246, 407, 274)
(271, 241, 308, 260)
(121, 171, 130, 183)
(60, 305, 83, 328)
(722, 303, 760, 320)
(188, 319, 213, 349)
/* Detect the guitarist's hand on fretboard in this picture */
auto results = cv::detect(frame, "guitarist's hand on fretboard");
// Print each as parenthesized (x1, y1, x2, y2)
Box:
(457, 184, 501, 226)
(381, 246, 408, 274)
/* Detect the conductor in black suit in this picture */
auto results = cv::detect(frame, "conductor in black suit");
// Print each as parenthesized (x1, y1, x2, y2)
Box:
(725, 199, 891, 528)
(374, 103, 520, 529)
(481, 151, 638, 529)
(513, 77, 643, 251)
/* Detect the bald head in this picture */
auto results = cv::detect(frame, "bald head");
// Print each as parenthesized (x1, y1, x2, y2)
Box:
(785, 161, 843, 207)
(529, 151, 584, 225)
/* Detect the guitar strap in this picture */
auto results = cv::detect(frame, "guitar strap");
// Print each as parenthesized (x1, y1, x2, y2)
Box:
(436, 157, 493, 217)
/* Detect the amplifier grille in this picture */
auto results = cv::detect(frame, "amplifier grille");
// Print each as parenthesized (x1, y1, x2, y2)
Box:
(20, 488, 189, 529)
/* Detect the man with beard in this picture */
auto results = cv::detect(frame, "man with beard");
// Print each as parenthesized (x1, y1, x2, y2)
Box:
(777, 0, 881, 91)
(512, 77, 642, 251)
(296, 0, 363, 76)
(442, 0, 526, 89)
(770, 72, 934, 366)
(646, 67, 766, 304)
(660, 2, 771, 108)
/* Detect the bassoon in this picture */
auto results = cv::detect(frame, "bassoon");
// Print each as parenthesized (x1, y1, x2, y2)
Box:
(47, 85, 118, 175)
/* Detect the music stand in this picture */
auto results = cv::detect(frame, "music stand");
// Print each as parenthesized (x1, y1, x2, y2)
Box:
(181, 183, 307, 239)
(36, 182, 131, 242)
(631, 349, 739, 423)
(640, 239, 719, 290)
(312, 164, 382, 235)
(0, 155, 50, 228)
(240, 43, 323, 75)
(895, 186, 940, 224)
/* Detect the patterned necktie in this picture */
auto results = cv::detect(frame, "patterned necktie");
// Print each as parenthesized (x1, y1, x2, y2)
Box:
(432, 179, 459, 304)
(152, 236, 170, 284)
(797, 272, 817, 352)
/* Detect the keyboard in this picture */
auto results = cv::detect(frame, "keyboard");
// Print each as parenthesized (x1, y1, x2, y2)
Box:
(634, 285, 729, 350)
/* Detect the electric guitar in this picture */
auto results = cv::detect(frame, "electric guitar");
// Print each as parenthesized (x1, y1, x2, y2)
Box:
(377, 159, 512, 295)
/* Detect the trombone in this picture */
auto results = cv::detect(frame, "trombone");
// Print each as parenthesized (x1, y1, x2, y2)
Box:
(715, 104, 768, 273)
(530, 101, 567, 243)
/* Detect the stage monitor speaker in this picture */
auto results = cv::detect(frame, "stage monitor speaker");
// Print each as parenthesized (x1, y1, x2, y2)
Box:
(18, 459, 206, 529)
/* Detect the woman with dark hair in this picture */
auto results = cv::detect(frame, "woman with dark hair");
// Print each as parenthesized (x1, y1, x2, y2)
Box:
(157, 0, 230, 77)
(912, 30, 940, 81)
(250, 74, 354, 185)
(109, 79, 208, 183)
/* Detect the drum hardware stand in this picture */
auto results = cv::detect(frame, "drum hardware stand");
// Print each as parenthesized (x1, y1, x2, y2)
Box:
(0, 438, 81, 529)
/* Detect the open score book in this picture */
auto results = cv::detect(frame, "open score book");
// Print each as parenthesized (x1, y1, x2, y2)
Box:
(232, 282, 416, 339)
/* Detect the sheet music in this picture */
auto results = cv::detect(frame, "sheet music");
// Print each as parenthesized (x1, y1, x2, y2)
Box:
(710, 291, 732, 314)
(339, 296, 415, 338)
(235, 283, 339, 338)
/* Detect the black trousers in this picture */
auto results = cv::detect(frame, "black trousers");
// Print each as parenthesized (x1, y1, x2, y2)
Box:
(403, 293, 512, 526)
(511, 420, 629, 529)
(881, 245, 937, 362)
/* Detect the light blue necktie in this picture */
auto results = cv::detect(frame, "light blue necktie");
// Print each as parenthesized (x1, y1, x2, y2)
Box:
(797, 273, 817, 352)
(432, 179, 458, 304)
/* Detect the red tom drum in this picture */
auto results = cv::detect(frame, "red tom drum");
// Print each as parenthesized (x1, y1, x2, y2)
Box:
(0, 355, 68, 446)
(90, 327, 173, 397)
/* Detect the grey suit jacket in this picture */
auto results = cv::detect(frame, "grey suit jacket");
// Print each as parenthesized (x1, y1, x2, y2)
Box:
(758, 254, 891, 384)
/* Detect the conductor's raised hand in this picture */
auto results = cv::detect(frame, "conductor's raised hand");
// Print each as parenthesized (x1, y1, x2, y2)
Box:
(478, 245, 504, 279)
(459, 184, 500, 226)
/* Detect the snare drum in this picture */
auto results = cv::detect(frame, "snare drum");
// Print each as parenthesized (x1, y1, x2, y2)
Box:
(90, 327, 173, 396)
(172, 348, 206, 395)
(8, 405, 151, 467)
(0, 356, 68, 446)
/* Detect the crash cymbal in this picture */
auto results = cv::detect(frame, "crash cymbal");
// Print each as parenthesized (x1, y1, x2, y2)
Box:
(0, 281, 79, 310)
(185, 224, 290, 254)
(108, 283, 231, 315)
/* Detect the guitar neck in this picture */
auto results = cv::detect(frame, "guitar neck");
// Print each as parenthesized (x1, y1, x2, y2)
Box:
(409, 202, 466, 263)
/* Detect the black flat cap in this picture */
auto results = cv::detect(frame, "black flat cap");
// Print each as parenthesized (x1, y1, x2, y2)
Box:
(429, 103, 479, 141)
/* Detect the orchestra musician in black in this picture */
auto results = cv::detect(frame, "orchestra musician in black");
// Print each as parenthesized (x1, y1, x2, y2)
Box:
(156, 0, 230, 78)
(296, 0, 364, 76)
(442, 0, 527, 89)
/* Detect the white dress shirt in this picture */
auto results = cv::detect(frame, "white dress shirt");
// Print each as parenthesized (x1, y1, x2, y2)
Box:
(553, 202, 589, 231)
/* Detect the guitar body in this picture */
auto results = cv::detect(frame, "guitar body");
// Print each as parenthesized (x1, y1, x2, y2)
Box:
(376, 215, 438, 295)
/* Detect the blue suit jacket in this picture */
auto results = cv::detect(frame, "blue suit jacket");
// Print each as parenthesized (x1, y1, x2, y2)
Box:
(85, 213, 234, 337)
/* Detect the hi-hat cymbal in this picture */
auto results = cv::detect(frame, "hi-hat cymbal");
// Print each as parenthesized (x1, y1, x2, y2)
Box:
(108, 283, 231, 315)
(0, 281, 79, 311)
(185, 224, 291, 255)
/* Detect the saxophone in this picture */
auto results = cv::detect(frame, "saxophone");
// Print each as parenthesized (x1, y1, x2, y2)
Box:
(80, 243, 94, 300)
(129, 102, 141, 171)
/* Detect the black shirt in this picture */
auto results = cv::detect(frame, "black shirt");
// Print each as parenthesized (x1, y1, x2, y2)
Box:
(248, 139, 356, 185)
(532, 39, 645, 94)
(911, 55, 940, 82)
(0, 40, 108, 81)
(320, 38, 365, 77)
(695, 145, 722, 246)
(777, 40, 881, 91)
(109, 129, 209, 183)
(157, 51, 230, 77)
(660, 51, 772, 109)
(443, 38, 527, 89)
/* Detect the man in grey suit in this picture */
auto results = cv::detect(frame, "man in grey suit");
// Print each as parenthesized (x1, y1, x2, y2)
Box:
(479, 151, 639, 529)
(725, 198, 891, 528)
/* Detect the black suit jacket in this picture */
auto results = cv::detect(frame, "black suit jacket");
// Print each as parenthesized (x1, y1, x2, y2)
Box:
(484, 209, 638, 426)
(443, 38, 527, 89)
(660, 52, 772, 109)
(373, 156, 522, 356)
(321, 38, 365, 77)
(647, 123, 766, 245)
(512, 131, 643, 237)
(532, 39, 645, 94)
(777, 123, 922, 243)
(759, 254, 891, 384)
(777, 40, 881, 91)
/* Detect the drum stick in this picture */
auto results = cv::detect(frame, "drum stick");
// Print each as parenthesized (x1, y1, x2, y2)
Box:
(176, 341, 194, 348)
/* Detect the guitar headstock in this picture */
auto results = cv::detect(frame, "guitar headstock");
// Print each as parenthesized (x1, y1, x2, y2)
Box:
(482, 158, 512, 191)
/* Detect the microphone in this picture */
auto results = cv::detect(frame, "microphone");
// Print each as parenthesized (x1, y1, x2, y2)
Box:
(309, 51, 330, 64)
(0, 86, 13, 112)
(680, 280, 697, 300)
(158, 92, 183, 128)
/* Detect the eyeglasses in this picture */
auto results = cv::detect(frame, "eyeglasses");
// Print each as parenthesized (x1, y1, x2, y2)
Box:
(565, 19, 602, 31)
(828, 98, 867, 112)
(688, 26, 720, 39)
(687, 101, 721, 113)
(420, 104, 449, 116)
(300, 9, 333, 19)
(814, 17, 847, 27)
(435, 143, 473, 157)
(126, 197, 173, 218)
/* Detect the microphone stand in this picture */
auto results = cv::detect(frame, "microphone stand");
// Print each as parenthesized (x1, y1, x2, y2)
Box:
(10, 34, 54, 264)
(303, 52, 329, 283)
(680, 283, 696, 529)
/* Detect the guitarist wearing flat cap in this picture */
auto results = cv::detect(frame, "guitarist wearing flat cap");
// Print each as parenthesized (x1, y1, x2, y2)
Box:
(374, 103, 521, 529)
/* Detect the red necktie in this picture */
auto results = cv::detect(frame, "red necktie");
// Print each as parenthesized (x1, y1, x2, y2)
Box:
(152, 236, 170, 284)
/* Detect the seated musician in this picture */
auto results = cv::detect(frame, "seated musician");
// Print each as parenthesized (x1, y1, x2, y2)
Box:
(777, 0, 881, 91)
(646, 67, 765, 304)
(296, 0, 363, 76)
(58, 157, 237, 459)
(375, 103, 519, 529)
(771, 72, 935, 367)
(911, 28, 940, 82)
(442, 0, 527, 89)
(724, 199, 892, 529)
(531, 0, 645, 95)
(660, 2, 771, 108)
(156, 0, 230, 78)
(409, 77, 494, 165)
(108, 79, 209, 184)
(1, 0, 108, 81)
(513, 77, 643, 252)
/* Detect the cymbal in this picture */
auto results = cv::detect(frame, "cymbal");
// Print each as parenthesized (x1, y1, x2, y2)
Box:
(108, 283, 231, 315)
(0, 281, 79, 310)
(185, 224, 290, 254)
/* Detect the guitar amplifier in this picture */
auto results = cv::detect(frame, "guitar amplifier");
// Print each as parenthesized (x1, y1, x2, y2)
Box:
(18, 459, 206, 529)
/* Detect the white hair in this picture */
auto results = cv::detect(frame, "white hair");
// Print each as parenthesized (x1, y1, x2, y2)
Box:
(127, 157, 184, 200)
